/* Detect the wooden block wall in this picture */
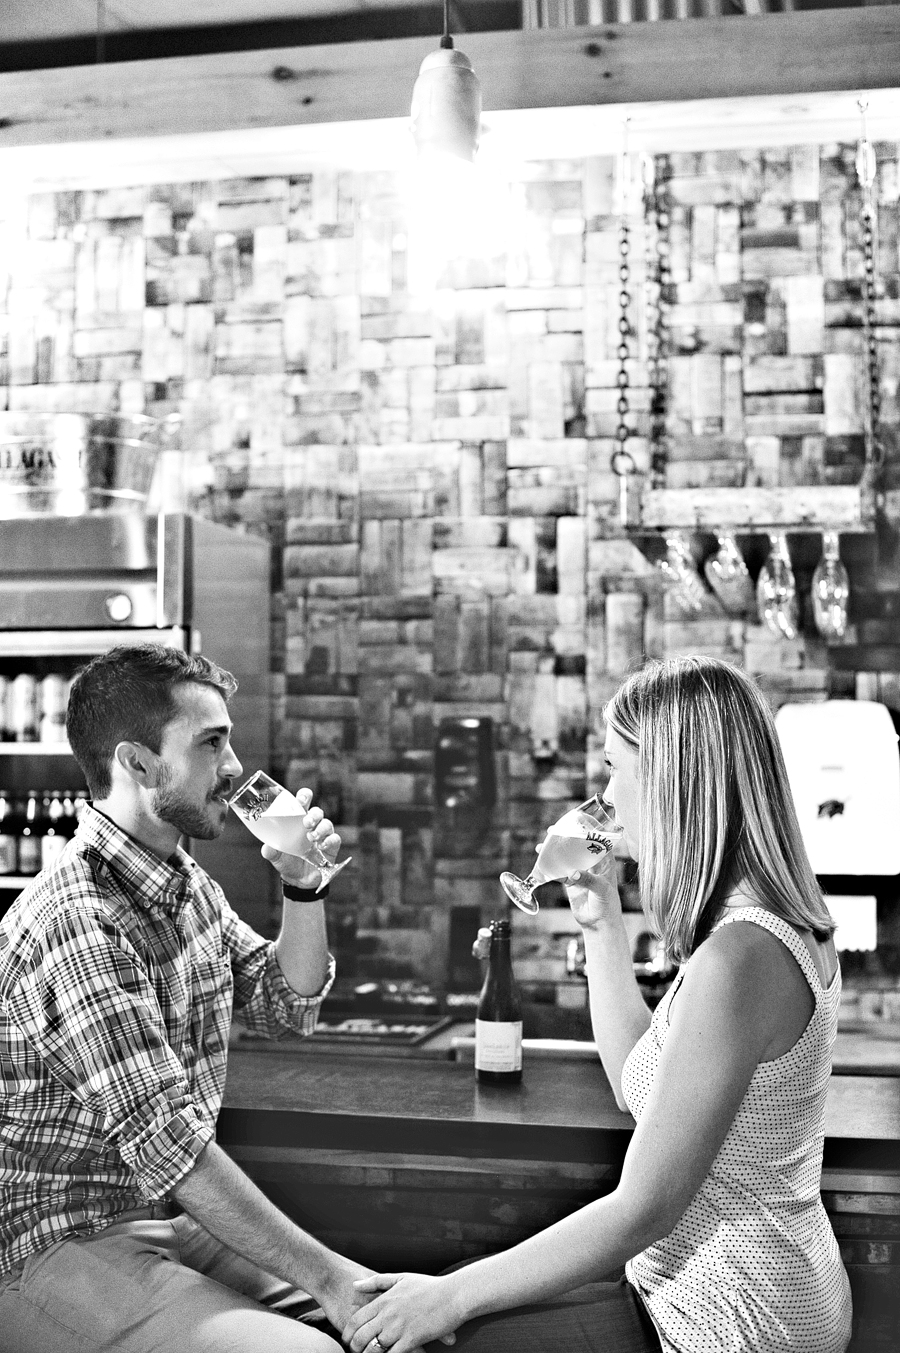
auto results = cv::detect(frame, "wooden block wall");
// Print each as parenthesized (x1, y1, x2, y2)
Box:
(1, 146, 899, 989)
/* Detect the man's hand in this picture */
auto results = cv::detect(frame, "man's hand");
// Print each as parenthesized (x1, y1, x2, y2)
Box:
(343, 1273, 461, 1353)
(315, 1256, 379, 1334)
(260, 787, 340, 891)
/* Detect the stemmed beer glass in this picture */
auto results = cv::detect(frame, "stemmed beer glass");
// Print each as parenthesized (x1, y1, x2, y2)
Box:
(228, 770, 351, 893)
(500, 794, 623, 914)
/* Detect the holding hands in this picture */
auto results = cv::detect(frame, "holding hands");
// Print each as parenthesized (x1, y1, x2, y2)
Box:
(343, 1273, 462, 1353)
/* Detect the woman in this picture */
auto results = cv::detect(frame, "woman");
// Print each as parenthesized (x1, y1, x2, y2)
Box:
(343, 656, 853, 1353)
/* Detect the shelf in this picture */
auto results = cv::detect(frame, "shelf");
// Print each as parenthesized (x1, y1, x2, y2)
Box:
(0, 743, 74, 755)
(638, 484, 877, 533)
(0, 877, 31, 889)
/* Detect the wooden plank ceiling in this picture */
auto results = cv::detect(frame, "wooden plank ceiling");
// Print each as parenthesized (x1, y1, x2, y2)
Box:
(6, 0, 460, 42)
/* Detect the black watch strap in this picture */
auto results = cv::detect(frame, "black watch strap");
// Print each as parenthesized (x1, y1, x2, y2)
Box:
(281, 881, 329, 902)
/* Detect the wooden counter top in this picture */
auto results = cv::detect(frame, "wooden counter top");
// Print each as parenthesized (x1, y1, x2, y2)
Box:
(219, 1048, 900, 1171)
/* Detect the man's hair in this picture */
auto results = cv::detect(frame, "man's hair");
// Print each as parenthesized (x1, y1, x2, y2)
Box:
(604, 655, 835, 964)
(66, 643, 238, 799)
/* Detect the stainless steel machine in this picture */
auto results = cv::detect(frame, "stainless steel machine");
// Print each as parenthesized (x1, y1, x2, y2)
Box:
(0, 512, 272, 931)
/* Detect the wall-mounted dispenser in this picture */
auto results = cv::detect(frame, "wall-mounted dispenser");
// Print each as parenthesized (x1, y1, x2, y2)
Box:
(435, 716, 496, 811)
(775, 700, 900, 877)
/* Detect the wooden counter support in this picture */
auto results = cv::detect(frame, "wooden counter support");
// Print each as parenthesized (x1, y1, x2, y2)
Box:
(219, 1051, 900, 1350)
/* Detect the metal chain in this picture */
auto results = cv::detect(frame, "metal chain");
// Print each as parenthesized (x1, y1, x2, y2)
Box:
(612, 219, 636, 524)
(856, 109, 885, 475)
(644, 155, 671, 490)
(860, 202, 883, 468)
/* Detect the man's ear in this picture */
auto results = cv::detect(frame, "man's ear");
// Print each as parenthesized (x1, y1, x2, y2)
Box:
(113, 741, 161, 789)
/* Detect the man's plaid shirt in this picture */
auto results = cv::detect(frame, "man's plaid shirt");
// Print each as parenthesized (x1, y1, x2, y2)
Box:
(0, 805, 334, 1278)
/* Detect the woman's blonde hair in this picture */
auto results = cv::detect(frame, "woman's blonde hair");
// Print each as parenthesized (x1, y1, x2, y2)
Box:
(604, 655, 835, 963)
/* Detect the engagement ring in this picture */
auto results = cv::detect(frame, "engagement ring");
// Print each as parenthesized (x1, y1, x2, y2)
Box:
(371, 1339, 388, 1352)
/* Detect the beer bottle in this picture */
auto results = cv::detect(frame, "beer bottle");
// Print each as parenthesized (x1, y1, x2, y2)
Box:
(0, 795, 16, 876)
(41, 793, 68, 870)
(17, 792, 43, 876)
(475, 918, 523, 1085)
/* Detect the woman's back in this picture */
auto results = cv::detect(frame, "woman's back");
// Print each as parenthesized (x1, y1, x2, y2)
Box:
(622, 906, 852, 1353)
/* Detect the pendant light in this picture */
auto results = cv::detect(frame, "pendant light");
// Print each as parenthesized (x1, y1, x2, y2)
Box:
(410, 0, 482, 162)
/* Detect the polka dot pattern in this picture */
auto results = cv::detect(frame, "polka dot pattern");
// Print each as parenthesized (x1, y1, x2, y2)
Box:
(621, 907, 853, 1353)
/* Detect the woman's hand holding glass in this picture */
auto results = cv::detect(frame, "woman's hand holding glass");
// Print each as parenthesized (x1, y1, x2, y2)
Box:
(343, 1273, 461, 1353)
(563, 845, 622, 931)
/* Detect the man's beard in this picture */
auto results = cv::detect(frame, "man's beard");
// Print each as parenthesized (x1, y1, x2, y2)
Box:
(152, 760, 226, 841)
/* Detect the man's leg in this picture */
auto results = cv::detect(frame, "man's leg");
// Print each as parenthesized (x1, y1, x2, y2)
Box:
(0, 1219, 341, 1353)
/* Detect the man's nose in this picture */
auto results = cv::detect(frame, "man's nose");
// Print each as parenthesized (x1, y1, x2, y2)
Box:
(222, 743, 243, 781)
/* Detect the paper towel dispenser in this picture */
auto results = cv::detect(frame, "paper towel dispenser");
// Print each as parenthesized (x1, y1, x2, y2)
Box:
(775, 700, 900, 876)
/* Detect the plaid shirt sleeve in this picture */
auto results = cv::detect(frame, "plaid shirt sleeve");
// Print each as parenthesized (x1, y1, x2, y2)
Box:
(3, 911, 214, 1201)
(220, 892, 335, 1039)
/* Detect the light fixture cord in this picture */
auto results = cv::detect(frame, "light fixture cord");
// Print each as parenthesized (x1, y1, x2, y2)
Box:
(440, 0, 454, 48)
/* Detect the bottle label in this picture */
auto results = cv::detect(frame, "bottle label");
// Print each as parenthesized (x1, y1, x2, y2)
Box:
(17, 835, 42, 875)
(41, 834, 67, 870)
(475, 1019, 523, 1073)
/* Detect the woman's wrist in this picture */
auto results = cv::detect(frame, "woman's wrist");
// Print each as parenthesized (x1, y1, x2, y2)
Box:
(442, 1268, 479, 1326)
(579, 910, 627, 938)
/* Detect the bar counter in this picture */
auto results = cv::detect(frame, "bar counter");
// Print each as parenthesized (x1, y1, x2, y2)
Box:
(219, 1046, 900, 1169)
(219, 1048, 899, 1350)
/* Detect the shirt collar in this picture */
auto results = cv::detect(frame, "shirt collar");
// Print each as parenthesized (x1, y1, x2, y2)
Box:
(75, 804, 198, 917)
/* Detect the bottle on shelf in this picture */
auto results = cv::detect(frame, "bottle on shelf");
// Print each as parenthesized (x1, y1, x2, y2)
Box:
(61, 793, 81, 837)
(40, 793, 69, 870)
(39, 675, 69, 744)
(16, 792, 44, 877)
(9, 675, 39, 743)
(0, 676, 11, 742)
(0, 795, 17, 876)
(475, 918, 523, 1086)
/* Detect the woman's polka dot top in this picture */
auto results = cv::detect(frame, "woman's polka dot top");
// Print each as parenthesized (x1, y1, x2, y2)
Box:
(621, 906, 852, 1353)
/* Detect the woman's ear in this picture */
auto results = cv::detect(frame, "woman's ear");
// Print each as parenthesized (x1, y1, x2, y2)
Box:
(112, 741, 160, 789)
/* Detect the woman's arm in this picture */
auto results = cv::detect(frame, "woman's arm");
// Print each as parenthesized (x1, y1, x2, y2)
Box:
(565, 861, 652, 1109)
(344, 923, 787, 1353)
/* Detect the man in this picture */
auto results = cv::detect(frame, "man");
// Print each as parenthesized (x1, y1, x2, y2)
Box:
(0, 643, 367, 1353)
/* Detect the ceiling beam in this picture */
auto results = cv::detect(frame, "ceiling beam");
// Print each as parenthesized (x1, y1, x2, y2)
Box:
(0, 2, 519, 74)
(1, 7, 899, 149)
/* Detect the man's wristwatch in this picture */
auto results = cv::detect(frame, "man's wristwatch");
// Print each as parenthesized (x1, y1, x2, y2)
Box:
(281, 882, 330, 902)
